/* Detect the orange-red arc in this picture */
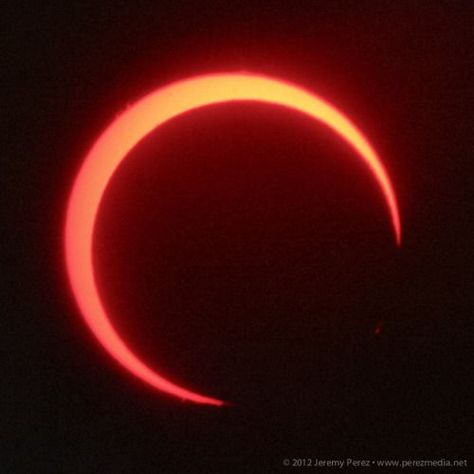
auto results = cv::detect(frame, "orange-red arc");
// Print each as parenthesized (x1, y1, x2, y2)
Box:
(65, 72, 401, 406)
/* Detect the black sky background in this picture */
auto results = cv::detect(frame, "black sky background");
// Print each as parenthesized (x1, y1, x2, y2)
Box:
(3, 1, 473, 472)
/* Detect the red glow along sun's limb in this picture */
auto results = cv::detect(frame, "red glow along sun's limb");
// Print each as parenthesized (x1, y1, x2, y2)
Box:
(65, 72, 401, 406)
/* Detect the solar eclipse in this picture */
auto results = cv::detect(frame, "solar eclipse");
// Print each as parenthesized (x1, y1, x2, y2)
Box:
(65, 72, 401, 405)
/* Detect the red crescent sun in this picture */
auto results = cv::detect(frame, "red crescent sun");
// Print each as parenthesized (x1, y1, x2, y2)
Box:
(65, 72, 401, 406)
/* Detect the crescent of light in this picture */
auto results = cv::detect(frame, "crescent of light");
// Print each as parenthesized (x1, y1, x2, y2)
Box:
(65, 72, 401, 407)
